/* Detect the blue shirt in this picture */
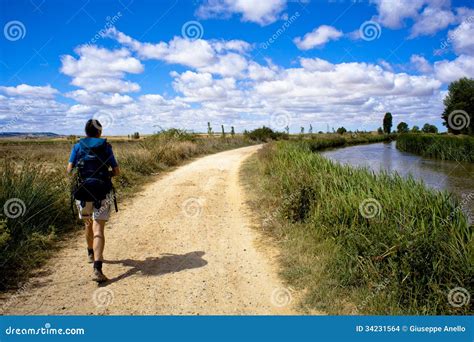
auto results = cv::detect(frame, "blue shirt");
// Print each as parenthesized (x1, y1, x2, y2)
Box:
(68, 138, 118, 168)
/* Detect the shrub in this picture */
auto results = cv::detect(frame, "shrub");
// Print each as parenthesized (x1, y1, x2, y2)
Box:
(244, 126, 288, 142)
(422, 123, 438, 134)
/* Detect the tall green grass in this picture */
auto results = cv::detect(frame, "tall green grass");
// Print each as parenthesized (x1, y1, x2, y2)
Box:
(0, 132, 253, 290)
(396, 133, 474, 162)
(244, 138, 472, 314)
(302, 133, 394, 150)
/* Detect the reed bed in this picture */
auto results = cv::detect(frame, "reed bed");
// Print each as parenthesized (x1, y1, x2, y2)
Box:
(396, 133, 474, 162)
(244, 137, 472, 314)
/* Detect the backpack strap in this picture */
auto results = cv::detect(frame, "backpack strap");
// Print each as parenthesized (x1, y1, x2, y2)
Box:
(94, 200, 101, 210)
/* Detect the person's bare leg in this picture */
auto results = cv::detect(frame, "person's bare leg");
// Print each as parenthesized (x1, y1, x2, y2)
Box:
(85, 219, 93, 248)
(85, 219, 94, 263)
(92, 219, 106, 261)
(92, 219, 107, 282)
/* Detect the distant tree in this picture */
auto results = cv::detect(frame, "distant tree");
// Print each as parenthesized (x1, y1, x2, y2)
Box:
(336, 127, 347, 135)
(441, 77, 473, 135)
(383, 112, 393, 134)
(132, 132, 140, 139)
(318, 131, 324, 134)
(309, 124, 313, 134)
(231, 126, 235, 137)
(411, 125, 420, 133)
(127, 134, 130, 140)
(377, 127, 384, 135)
(207, 122, 213, 136)
(300, 127, 304, 135)
(285, 125, 289, 134)
(422, 123, 438, 134)
(397, 122, 409, 133)
(221, 125, 226, 138)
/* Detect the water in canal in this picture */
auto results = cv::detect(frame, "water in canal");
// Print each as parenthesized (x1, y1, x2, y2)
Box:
(320, 141, 474, 219)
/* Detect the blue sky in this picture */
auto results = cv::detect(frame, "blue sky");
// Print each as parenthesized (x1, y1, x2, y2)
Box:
(0, 0, 473, 134)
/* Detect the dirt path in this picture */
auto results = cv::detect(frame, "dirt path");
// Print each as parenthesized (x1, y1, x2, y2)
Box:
(1, 145, 296, 315)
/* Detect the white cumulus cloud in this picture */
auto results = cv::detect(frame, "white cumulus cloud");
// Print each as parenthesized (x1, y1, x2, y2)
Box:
(196, 0, 287, 26)
(410, 54, 433, 73)
(0, 84, 59, 98)
(434, 54, 474, 83)
(294, 25, 343, 50)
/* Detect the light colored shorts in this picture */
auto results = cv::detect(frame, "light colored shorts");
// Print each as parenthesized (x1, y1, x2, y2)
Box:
(76, 193, 113, 221)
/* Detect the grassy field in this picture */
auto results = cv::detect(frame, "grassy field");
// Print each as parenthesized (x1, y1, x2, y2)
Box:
(0, 130, 254, 290)
(396, 133, 474, 162)
(243, 134, 472, 315)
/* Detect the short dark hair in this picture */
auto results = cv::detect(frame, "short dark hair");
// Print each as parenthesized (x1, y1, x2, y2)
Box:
(85, 119, 102, 137)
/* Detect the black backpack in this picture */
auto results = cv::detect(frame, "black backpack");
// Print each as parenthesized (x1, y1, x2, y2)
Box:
(72, 138, 112, 207)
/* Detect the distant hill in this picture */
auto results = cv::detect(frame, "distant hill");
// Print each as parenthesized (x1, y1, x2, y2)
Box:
(0, 132, 62, 138)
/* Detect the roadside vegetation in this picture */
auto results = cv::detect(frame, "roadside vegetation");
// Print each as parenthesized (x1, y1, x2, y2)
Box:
(396, 133, 474, 163)
(297, 132, 394, 149)
(243, 135, 472, 315)
(393, 78, 473, 162)
(0, 130, 254, 290)
(243, 126, 289, 142)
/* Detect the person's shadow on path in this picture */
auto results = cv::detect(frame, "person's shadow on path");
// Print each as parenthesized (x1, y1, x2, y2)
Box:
(101, 251, 207, 286)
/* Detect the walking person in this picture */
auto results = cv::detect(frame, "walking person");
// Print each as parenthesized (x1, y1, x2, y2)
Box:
(67, 119, 120, 283)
